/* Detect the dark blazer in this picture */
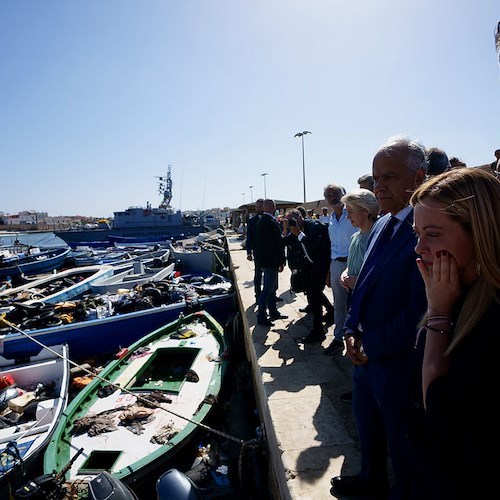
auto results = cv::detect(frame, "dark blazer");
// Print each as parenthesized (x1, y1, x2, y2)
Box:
(345, 211, 427, 359)
(301, 219, 331, 270)
(246, 214, 260, 257)
(254, 213, 285, 269)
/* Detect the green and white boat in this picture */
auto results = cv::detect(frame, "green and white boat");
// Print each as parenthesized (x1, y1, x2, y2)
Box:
(44, 310, 227, 488)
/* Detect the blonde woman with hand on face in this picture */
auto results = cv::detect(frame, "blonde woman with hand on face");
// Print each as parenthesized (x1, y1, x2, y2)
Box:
(411, 168, 500, 500)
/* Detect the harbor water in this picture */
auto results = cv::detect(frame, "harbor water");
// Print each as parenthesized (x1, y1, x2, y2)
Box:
(0, 231, 68, 249)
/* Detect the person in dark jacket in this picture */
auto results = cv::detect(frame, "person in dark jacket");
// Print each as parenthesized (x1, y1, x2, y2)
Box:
(410, 168, 500, 500)
(332, 136, 428, 499)
(283, 209, 333, 341)
(254, 199, 286, 327)
(246, 198, 264, 300)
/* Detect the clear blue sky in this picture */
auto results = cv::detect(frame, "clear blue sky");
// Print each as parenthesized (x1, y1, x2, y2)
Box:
(1, 1, 499, 218)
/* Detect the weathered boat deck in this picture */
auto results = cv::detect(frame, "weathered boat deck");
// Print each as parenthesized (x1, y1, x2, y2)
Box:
(227, 233, 367, 500)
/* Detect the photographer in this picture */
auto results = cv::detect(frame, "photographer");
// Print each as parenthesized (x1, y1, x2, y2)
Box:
(283, 209, 333, 343)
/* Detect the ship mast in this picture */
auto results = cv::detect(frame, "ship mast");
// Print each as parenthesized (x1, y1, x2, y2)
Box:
(157, 165, 173, 208)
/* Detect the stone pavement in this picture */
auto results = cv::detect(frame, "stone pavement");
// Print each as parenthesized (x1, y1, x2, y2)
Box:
(227, 233, 370, 500)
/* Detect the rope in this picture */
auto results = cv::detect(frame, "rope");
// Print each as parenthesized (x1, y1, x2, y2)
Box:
(195, 241, 228, 272)
(0, 441, 24, 475)
(237, 424, 267, 489)
(1, 440, 25, 500)
(0, 314, 245, 445)
(211, 249, 228, 272)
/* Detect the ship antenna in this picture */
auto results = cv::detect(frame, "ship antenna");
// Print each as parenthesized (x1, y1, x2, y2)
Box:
(156, 164, 173, 208)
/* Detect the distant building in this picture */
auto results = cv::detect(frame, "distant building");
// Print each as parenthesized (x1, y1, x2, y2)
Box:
(0, 210, 92, 231)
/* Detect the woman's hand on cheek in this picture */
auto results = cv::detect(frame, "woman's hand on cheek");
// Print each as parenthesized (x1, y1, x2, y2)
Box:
(422, 250, 462, 315)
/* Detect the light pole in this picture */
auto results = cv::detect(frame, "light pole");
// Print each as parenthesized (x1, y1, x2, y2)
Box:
(261, 173, 268, 198)
(294, 131, 311, 203)
(242, 193, 245, 205)
(249, 185, 254, 203)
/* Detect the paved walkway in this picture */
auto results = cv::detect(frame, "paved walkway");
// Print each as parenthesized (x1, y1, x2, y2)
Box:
(227, 233, 366, 500)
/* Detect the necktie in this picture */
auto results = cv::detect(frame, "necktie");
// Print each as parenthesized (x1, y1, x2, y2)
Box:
(347, 216, 398, 329)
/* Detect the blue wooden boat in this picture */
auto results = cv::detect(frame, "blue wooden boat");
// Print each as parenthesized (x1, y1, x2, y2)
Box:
(108, 235, 172, 245)
(90, 262, 175, 294)
(0, 275, 234, 361)
(68, 247, 170, 268)
(44, 311, 227, 488)
(0, 247, 70, 280)
(0, 265, 115, 305)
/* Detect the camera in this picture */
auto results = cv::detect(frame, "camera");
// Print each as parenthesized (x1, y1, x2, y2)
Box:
(288, 219, 297, 227)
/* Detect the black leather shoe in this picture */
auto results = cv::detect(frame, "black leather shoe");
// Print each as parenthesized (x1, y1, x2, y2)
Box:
(322, 312, 334, 324)
(270, 313, 288, 320)
(276, 297, 284, 302)
(257, 319, 274, 327)
(323, 339, 343, 355)
(340, 391, 352, 403)
(301, 331, 326, 343)
(330, 475, 389, 496)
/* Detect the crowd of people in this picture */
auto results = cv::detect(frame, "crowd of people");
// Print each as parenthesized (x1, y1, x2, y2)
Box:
(244, 138, 500, 499)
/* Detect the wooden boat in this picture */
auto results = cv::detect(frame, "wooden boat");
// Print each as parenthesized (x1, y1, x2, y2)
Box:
(0, 274, 234, 361)
(169, 229, 228, 274)
(90, 262, 176, 294)
(169, 242, 226, 274)
(108, 234, 172, 245)
(0, 247, 71, 280)
(69, 248, 131, 267)
(44, 311, 227, 488)
(0, 344, 70, 496)
(68, 246, 171, 269)
(0, 265, 115, 305)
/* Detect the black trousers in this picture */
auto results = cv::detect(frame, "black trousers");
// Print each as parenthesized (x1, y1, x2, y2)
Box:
(305, 263, 332, 331)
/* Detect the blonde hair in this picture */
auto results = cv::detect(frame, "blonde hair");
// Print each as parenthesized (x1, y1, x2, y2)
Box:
(341, 188, 379, 221)
(410, 168, 500, 353)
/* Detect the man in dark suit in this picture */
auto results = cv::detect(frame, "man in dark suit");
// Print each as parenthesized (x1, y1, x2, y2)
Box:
(283, 209, 333, 341)
(254, 199, 286, 327)
(246, 198, 264, 300)
(331, 137, 428, 499)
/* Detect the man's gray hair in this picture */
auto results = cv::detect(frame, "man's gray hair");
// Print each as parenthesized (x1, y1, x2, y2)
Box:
(323, 184, 346, 196)
(376, 135, 428, 175)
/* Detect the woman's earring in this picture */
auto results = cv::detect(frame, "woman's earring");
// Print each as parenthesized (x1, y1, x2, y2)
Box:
(476, 260, 481, 276)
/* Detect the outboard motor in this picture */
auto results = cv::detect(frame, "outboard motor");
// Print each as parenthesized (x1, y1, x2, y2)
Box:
(88, 471, 139, 500)
(15, 448, 84, 500)
(156, 468, 205, 500)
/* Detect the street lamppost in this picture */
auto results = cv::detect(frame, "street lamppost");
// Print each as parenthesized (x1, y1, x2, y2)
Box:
(294, 131, 311, 203)
(261, 173, 268, 198)
(249, 185, 254, 203)
(242, 193, 245, 205)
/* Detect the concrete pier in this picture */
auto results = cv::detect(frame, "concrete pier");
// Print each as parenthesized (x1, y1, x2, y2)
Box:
(227, 233, 365, 500)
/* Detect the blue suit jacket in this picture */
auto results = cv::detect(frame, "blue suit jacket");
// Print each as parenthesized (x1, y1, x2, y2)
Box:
(345, 210, 427, 360)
